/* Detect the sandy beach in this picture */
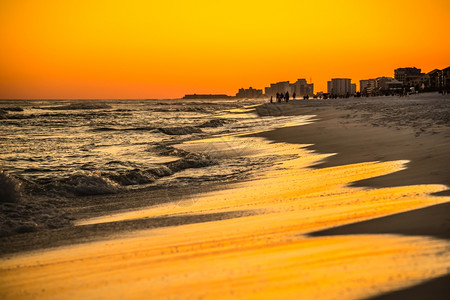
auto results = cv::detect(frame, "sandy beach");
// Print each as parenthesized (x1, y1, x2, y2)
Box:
(257, 93, 450, 299)
(1, 93, 449, 299)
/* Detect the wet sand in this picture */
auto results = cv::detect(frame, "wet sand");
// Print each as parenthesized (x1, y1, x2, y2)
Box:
(256, 93, 450, 238)
(256, 93, 450, 193)
(256, 93, 450, 299)
(255, 93, 450, 240)
(1, 93, 449, 299)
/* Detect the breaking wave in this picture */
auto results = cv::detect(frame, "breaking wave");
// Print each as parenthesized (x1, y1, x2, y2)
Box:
(21, 145, 217, 197)
(198, 119, 232, 128)
(158, 126, 202, 135)
(91, 120, 231, 135)
(2, 111, 110, 120)
(0, 170, 22, 203)
(90, 126, 158, 132)
(62, 172, 121, 196)
(39, 103, 112, 110)
(0, 170, 72, 237)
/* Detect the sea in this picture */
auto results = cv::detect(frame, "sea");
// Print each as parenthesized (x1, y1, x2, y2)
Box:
(0, 99, 311, 200)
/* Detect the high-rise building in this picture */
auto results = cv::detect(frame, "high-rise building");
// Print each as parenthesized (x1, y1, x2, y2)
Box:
(360, 79, 377, 95)
(394, 67, 422, 82)
(291, 79, 314, 97)
(264, 81, 291, 97)
(394, 67, 426, 88)
(360, 80, 369, 93)
(327, 78, 352, 96)
(427, 67, 450, 90)
(264, 79, 313, 97)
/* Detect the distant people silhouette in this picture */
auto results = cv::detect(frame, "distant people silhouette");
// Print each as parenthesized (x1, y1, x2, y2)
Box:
(292, 92, 296, 100)
(285, 91, 289, 102)
(270, 96, 273, 103)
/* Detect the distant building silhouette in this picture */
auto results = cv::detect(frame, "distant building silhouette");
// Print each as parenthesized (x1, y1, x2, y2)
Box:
(394, 67, 429, 91)
(444, 67, 450, 90)
(327, 78, 352, 96)
(392, 66, 450, 92)
(360, 77, 402, 95)
(428, 69, 443, 89)
(235, 87, 263, 98)
(264, 81, 291, 98)
(187, 65, 449, 102)
(376, 77, 403, 93)
(291, 79, 314, 98)
(424, 67, 450, 91)
(394, 67, 422, 83)
(264, 79, 313, 98)
(360, 79, 377, 95)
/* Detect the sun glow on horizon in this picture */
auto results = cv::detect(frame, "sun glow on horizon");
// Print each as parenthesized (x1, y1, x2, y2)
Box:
(1, 0, 449, 99)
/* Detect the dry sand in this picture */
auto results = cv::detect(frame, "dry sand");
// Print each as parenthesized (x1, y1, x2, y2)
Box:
(1, 93, 449, 299)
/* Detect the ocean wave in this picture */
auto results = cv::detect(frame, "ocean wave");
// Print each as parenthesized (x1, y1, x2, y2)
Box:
(158, 126, 202, 135)
(103, 145, 216, 186)
(107, 170, 156, 186)
(2, 111, 110, 120)
(18, 145, 217, 197)
(90, 126, 158, 132)
(156, 119, 234, 135)
(198, 118, 233, 128)
(152, 107, 210, 113)
(23, 168, 53, 173)
(150, 144, 217, 171)
(28, 172, 121, 197)
(66, 172, 121, 195)
(0, 107, 23, 112)
(0, 170, 22, 203)
(39, 103, 112, 110)
(0, 170, 71, 237)
(0, 171, 71, 237)
(126, 126, 157, 131)
(90, 127, 120, 132)
(150, 102, 239, 113)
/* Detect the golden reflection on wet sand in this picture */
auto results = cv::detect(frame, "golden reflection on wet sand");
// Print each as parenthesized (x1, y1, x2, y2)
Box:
(1, 137, 449, 299)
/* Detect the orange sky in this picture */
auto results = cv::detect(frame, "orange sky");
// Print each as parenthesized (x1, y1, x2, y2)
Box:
(1, 0, 449, 99)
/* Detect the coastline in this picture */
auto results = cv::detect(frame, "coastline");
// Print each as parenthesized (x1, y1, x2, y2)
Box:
(254, 93, 450, 239)
(254, 93, 450, 299)
(254, 93, 450, 233)
(1, 93, 449, 299)
(255, 93, 450, 194)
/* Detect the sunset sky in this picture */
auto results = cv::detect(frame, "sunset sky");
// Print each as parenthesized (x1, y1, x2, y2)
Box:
(1, 0, 449, 99)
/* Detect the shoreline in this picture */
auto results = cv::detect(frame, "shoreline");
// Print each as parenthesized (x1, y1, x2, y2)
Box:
(253, 93, 450, 300)
(255, 93, 450, 195)
(254, 93, 450, 240)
